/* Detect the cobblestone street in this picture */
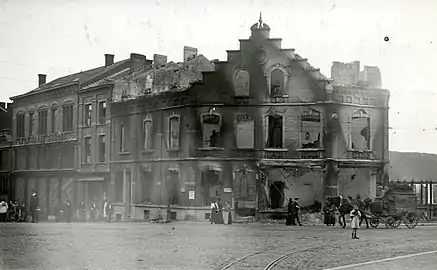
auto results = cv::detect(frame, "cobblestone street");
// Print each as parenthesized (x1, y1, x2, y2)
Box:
(0, 222, 437, 270)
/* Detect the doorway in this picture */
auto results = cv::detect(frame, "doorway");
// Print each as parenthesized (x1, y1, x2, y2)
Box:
(201, 169, 221, 206)
(270, 181, 285, 209)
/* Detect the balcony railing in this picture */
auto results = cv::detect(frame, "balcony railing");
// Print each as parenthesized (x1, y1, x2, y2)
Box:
(349, 150, 372, 160)
(14, 132, 77, 146)
(261, 148, 288, 159)
(297, 148, 325, 159)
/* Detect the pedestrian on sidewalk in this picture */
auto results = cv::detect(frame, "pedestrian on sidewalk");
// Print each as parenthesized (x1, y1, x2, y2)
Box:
(223, 201, 232, 225)
(292, 198, 303, 226)
(323, 199, 331, 226)
(350, 205, 361, 239)
(215, 199, 224, 224)
(0, 201, 8, 222)
(286, 198, 294, 226)
(29, 191, 39, 223)
(210, 200, 217, 224)
(329, 203, 337, 226)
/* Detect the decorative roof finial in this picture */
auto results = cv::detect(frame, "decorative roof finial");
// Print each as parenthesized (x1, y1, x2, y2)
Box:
(259, 12, 263, 26)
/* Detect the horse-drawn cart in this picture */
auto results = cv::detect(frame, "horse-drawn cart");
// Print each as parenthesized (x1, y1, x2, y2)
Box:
(365, 181, 419, 229)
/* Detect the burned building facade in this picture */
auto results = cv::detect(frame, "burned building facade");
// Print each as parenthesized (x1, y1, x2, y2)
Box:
(0, 102, 13, 201)
(106, 18, 390, 221)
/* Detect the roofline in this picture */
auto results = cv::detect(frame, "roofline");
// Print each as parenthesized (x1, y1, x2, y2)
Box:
(10, 82, 79, 100)
(77, 83, 114, 93)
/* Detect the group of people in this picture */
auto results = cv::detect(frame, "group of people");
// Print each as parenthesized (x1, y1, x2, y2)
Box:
(210, 199, 233, 225)
(286, 197, 303, 226)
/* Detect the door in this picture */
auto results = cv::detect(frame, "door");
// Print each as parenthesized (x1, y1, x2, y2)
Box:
(270, 181, 285, 209)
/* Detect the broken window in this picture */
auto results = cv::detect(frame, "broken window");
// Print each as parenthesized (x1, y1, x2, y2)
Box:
(202, 114, 221, 148)
(84, 103, 92, 126)
(351, 110, 371, 150)
(236, 114, 254, 148)
(167, 170, 179, 205)
(143, 118, 153, 150)
(266, 115, 283, 148)
(84, 137, 91, 163)
(301, 109, 322, 149)
(169, 116, 180, 149)
(98, 101, 106, 124)
(234, 69, 250, 96)
(270, 69, 285, 97)
(201, 169, 221, 205)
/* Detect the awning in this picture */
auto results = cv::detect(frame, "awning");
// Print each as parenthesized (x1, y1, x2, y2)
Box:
(77, 177, 105, 182)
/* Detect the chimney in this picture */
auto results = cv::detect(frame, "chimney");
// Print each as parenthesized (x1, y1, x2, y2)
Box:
(38, 74, 47, 86)
(105, 54, 114, 67)
(183, 46, 198, 62)
(130, 53, 147, 72)
(153, 54, 168, 67)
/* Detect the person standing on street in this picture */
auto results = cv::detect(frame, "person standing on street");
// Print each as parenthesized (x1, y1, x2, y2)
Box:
(292, 197, 302, 226)
(210, 200, 217, 224)
(65, 200, 73, 223)
(215, 199, 224, 224)
(105, 200, 114, 222)
(0, 200, 8, 222)
(29, 191, 39, 223)
(350, 205, 361, 239)
(286, 198, 294, 226)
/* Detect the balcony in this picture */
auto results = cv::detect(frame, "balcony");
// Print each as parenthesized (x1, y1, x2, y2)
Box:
(197, 147, 225, 157)
(14, 132, 77, 146)
(348, 149, 372, 160)
(296, 148, 325, 159)
(261, 148, 288, 159)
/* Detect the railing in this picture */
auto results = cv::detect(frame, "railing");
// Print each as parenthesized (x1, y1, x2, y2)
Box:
(14, 132, 77, 146)
(297, 148, 325, 159)
(349, 150, 372, 160)
(261, 148, 288, 159)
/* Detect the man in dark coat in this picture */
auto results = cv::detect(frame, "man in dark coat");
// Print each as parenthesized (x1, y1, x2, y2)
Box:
(292, 197, 303, 226)
(286, 198, 294, 226)
(65, 200, 73, 223)
(29, 191, 39, 223)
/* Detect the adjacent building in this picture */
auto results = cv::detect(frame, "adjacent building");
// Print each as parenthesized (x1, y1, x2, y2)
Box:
(0, 102, 13, 201)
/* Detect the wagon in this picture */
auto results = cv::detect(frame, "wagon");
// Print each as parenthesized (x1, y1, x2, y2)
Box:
(365, 181, 419, 229)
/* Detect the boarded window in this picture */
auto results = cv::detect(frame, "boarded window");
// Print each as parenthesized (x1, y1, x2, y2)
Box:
(234, 70, 250, 96)
(266, 115, 283, 148)
(301, 110, 322, 149)
(270, 69, 285, 97)
(351, 110, 370, 150)
(202, 114, 221, 148)
(236, 114, 254, 148)
(143, 119, 153, 150)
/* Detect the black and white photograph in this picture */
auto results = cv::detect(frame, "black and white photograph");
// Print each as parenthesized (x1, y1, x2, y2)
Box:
(0, 0, 437, 269)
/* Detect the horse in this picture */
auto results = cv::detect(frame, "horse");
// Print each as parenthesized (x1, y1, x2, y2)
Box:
(327, 196, 369, 228)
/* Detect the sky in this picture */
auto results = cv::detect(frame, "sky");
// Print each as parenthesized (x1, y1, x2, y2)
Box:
(1, 0, 437, 154)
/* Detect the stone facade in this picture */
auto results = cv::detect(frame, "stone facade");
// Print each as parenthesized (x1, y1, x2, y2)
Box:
(0, 102, 13, 201)
(105, 17, 390, 221)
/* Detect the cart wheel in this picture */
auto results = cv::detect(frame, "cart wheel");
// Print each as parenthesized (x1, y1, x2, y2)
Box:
(392, 218, 401, 228)
(385, 217, 396, 228)
(404, 212, 418, 229)
(370, 217, 379, 228)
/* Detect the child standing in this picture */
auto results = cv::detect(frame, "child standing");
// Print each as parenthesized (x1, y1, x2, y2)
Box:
(350, 205, 361, 239)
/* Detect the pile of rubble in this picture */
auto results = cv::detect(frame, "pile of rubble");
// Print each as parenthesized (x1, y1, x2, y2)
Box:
(233, 211, 325, 225)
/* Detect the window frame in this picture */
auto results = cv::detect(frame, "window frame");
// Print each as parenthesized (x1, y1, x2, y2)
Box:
(97, 134, 106, 163)
(168, 114, 181, 149)
(83, 136, 92, 164)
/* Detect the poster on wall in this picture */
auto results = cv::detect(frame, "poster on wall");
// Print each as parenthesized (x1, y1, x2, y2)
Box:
(189, 191, 195, 200)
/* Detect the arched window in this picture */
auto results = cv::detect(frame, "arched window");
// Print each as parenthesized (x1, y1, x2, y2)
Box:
(234, 69, 250, 96)
(270, 69, 285, 97)
(143, 116, 153, 150)
(201, 113, 221, 148)
(169, 115, 180, 149)
(351, 109, 370, 150)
